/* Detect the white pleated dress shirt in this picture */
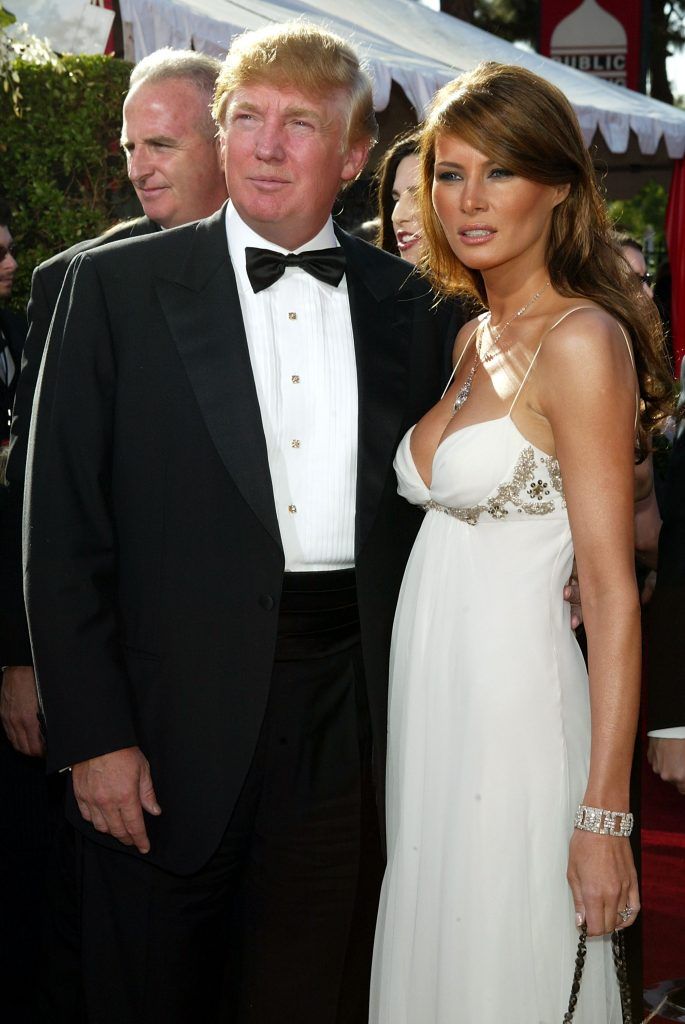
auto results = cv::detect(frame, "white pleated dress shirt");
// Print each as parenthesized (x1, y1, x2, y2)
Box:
(226, 202, 357, 571)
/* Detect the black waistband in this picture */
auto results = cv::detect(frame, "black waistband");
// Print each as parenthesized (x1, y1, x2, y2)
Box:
(276, 570, 359, 661)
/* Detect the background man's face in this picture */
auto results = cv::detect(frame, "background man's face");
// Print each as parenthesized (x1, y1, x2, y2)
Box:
(222, 82, 368, 250)
(121, 78, 226, 229)
(0, 225, 17, 301)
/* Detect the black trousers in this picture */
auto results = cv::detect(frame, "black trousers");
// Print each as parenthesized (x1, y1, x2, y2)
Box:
(79, 571, 384, 1023)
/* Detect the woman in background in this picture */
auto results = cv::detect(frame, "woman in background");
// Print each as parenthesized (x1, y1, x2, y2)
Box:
(370, 62, 672, 1024)
(374, 131, 423, 264)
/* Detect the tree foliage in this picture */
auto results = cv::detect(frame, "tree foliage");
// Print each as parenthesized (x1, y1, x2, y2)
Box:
(0, 55, 134, 311)
(649, 0, 685, 104)
(439, 1, 475, 19)
(472, 0, 538, 45)
(0, 3, 63, 114)
(608, 180, 669, 257)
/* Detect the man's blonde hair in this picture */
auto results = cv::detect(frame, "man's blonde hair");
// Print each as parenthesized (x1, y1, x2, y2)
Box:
(212, 20, 377, 149)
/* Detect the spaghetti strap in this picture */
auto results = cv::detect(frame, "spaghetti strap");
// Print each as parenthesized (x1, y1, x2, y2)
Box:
(614, 321, 640, 430)
(509, 305, 599, 415)
(614, 321, 636, 369)
(507, 304, 639, 429)
(440, 322, 481, 400)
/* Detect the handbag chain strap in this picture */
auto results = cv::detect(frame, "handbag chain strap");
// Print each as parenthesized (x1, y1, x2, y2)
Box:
(563, 924, 633, 1023)
(611, 928, 634, 1024)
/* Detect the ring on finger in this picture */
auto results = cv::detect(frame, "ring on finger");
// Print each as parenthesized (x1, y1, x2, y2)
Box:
(618, 906, 633, 923)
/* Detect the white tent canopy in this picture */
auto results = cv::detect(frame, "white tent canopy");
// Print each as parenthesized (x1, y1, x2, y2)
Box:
(118, 0, 685, 158)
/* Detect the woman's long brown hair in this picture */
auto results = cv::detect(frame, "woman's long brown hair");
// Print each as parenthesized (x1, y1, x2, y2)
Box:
(418, 62, 675, 451)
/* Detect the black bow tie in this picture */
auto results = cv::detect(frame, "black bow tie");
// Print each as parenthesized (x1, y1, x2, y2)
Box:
(245, 246, 346, 294)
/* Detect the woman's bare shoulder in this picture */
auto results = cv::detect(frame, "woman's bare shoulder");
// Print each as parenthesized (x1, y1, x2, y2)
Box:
(544, 301, 626, 342)
(538, 301, 632, 371)
(536, 300, 635, 421)
(451, 312, 486, 363)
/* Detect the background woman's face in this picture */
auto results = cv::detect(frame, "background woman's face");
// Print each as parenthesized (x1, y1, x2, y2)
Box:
(391, 154, 423, 265)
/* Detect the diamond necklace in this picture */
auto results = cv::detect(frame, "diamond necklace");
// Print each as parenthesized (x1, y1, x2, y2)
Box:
(451, 281, 550, 415)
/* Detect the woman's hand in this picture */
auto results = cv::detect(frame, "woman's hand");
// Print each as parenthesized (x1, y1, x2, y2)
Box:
(567, 830, 639, 936)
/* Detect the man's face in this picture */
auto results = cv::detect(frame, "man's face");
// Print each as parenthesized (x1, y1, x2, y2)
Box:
(0, 225, 17, 301)
(221, 82, 369, 250)
(121, 78, 227, 229)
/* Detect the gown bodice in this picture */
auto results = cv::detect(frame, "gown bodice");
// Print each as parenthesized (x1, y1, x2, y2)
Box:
(395, 416, 567, 528)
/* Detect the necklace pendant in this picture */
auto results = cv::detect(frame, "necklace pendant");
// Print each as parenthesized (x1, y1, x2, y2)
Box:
(452, 378, 472, 414)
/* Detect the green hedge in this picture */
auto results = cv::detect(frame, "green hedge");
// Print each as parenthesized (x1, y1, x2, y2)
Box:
(0, 54, 136, 312)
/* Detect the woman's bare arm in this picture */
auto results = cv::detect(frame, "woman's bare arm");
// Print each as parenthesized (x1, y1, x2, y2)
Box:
(535, 307, 640, 936)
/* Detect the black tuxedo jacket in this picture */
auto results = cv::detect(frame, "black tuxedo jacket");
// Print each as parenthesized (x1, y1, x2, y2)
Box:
(0, 217, 156, 667)
(25, 206, 460, 873)
(647, 427, 685, 730)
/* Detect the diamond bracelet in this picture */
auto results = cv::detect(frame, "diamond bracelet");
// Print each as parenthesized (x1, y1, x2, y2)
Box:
(574, 804, 634, 838)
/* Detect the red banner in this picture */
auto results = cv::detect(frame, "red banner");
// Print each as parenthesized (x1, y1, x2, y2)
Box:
(665, 159, 685, 379)
(539, 0, 644, 91)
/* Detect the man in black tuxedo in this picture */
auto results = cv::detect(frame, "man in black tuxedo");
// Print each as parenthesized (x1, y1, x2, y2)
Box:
(25, 21, 458, 1024)
(647, 408, 685, 793)
(1, 47, 228, 753)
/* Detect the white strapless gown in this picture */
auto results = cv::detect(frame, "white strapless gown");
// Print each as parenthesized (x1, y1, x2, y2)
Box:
(369, 415, 621, 1024)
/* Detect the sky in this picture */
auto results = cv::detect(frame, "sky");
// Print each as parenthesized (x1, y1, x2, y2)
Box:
(667, 50, 685, 102)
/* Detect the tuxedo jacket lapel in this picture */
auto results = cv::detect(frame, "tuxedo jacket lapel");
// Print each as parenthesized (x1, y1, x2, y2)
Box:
(155, 209, 282, 551)
(337, 231, 412, 558)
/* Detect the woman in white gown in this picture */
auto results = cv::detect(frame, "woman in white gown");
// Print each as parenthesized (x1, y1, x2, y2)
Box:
(370, 63, 672, 1024)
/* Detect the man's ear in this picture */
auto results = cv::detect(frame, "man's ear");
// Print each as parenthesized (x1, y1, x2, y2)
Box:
(341, 138, 371, 185)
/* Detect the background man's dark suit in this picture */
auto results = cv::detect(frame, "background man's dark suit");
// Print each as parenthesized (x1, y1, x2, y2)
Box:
(26, 205, 455, 871)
